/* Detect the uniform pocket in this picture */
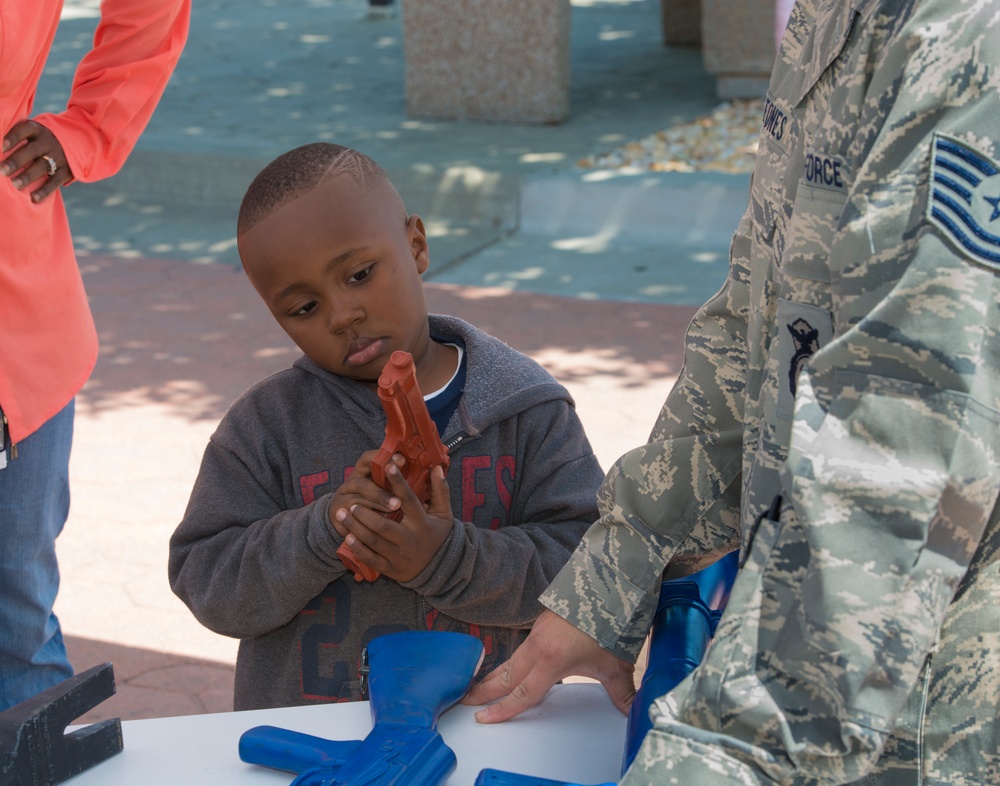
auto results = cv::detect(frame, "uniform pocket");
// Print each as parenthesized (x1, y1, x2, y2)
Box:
(763, 179, 846, 430)
(779, 3, 861, 108)
(783, 182, 849, 283)
(787, 370, 1000, 719)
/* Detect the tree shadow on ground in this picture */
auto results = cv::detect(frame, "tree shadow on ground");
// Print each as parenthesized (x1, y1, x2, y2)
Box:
(79, 255, 695, 424)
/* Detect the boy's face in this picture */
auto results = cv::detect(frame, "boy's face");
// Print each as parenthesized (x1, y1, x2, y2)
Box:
(239, 174, 431, 384)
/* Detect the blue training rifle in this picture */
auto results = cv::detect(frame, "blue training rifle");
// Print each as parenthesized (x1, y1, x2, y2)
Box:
(239, 630, 484, 786)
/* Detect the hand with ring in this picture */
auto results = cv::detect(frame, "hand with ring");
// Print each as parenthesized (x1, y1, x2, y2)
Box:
(1, 119, 73, 204)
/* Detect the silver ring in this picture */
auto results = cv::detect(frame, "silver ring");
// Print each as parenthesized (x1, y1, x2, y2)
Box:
(41, 155, 57, 176)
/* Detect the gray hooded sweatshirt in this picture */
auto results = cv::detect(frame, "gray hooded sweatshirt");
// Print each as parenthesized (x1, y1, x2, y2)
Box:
(169, 315, 604, 709)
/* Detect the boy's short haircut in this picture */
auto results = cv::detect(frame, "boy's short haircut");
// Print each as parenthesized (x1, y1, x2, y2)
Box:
(237, 142, 395, 236)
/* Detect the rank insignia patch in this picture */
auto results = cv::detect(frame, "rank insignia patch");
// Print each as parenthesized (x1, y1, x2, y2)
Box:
(928, 133, 1000, 269)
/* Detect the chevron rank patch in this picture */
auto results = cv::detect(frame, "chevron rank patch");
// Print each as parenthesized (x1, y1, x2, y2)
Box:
(928, 133, 1000, 270)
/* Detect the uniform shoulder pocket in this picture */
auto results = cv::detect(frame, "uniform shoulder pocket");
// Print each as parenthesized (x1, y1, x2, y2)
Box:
(777, 4, 861, 108)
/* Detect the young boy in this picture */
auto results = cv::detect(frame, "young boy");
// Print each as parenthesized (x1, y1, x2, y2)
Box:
(168, 143, 605, 710)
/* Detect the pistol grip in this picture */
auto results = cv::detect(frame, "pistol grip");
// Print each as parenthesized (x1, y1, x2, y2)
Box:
(336, 542, 380, 582)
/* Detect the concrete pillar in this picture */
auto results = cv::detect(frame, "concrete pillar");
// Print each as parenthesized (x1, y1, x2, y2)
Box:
(401, 0, 571, 125)
(700, 0, 776, 98)
(661, 0, 702, 47)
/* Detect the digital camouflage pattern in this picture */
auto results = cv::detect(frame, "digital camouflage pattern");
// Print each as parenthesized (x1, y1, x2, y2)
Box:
(540, 0, 1000, 783)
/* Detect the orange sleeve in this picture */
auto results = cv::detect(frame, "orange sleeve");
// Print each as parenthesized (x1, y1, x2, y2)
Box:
(33, 0, 191, 183)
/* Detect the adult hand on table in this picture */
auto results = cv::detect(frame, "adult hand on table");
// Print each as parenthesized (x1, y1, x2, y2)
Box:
(463, 609, 637, 723)
(1, 120, 73, 204)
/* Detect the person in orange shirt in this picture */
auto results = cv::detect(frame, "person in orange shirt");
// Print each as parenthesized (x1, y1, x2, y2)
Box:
(0, 0, 190, 710)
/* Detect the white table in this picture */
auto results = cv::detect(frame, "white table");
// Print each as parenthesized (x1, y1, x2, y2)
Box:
(68, 683, 627, 785)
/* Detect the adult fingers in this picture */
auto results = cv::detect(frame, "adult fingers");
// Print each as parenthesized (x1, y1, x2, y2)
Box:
(1, 118, 41, 153)
(471, 648, 636, 723)
(465, 609, 638, 723)
(24, 165, 72, 203)
(1, 121, 72, 203)
(470, 659, 559, 724)
(464, 612, 571, 717)
(463, 649, 529, 704)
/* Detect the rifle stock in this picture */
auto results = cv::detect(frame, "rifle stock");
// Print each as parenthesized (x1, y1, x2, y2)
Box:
(239, 631, 483, 786)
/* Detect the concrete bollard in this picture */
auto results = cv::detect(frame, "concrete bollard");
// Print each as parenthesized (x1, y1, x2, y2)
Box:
(401, 0, 571, 125)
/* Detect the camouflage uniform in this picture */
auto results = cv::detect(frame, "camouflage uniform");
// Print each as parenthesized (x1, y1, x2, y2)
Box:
(541, 1, 1000, 783)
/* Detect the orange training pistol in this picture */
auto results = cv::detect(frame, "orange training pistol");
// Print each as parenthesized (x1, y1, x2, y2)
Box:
(336, 351, 451, 582)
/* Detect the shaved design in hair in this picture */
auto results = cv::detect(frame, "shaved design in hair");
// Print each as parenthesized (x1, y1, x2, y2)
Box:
(237, 143, 401, 235)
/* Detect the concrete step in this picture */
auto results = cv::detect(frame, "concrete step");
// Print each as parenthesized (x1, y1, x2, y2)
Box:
(428, 169, 747, 304)
(67, 165, 747, 305)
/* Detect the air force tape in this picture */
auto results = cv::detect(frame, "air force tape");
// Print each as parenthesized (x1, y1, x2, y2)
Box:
(928, 132, 1000, 270)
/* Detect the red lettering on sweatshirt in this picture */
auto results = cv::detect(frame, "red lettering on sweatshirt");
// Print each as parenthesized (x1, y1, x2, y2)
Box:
(494, 455, 515, 528)
(299, 467, 355, 506)
(299, 471, 330, 505)
(461, 455, 517, 528)
(461, 456, 491, 521)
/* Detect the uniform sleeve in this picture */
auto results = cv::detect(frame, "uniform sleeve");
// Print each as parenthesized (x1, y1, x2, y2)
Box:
(168, 427, 351, 640)
(33, 0, 190, 182)
(403, 399, 606, 628)
(626, 7, 1000, 786)
(540, 228, 751, 661)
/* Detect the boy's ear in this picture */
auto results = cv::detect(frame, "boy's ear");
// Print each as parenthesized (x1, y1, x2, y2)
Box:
(406, 214, 430, 274)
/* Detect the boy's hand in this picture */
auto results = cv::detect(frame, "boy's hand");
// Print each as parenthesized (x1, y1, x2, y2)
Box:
(339, 464, 453, 582)
(328, 450, 404, 538)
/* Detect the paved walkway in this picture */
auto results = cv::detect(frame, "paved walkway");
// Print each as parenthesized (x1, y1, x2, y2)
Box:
(41, 0, 751, 724)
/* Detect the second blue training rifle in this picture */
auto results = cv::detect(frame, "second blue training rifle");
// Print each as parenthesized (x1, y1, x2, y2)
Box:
(476, 551, 739, 786)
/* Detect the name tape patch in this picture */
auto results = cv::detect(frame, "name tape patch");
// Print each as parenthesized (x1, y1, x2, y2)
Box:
(928, 133, 1000, 269)
(762, 97, 790, 145)
(803, 151, 848, 192)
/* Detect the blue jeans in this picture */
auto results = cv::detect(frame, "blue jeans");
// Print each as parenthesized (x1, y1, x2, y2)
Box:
(0, 399, 75, 709)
